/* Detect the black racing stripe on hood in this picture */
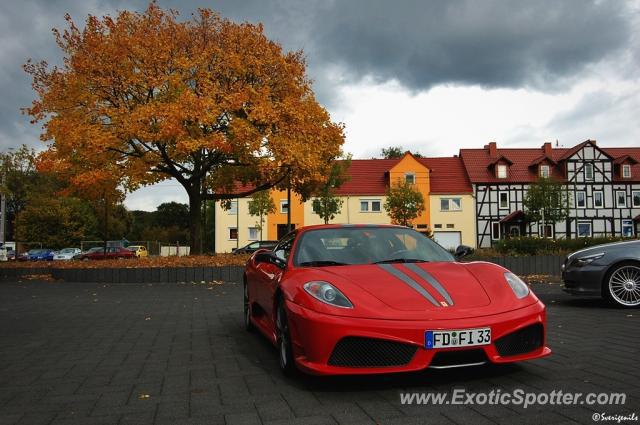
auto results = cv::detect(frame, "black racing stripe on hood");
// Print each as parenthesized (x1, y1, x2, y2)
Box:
(404, 263, 454, 306)
(378, 264, 440, 307)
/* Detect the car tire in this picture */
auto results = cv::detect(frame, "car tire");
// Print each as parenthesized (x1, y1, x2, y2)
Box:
(603, 261, 640, 308)
(275, 298, 296, 376)
(243, 280, 255, 332)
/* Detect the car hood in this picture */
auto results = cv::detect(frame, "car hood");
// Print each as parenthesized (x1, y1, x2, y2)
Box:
(287, 261, 540, 320)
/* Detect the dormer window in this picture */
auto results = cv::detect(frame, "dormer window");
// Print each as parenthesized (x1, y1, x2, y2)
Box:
(540, 165, 550, 178)
(497, 164, 507, 179)
(405, 172, 416, 185)
(622, 164, 631, 178)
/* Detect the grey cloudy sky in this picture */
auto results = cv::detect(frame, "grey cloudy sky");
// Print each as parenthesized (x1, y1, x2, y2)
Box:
(0, 0, 638, 210)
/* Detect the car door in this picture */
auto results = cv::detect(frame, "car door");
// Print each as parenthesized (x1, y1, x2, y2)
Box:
(253, 232, 295, 322)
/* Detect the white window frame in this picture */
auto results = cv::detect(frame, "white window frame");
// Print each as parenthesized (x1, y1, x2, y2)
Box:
(491, 222, 501, 240)
(622, 220, 634, 237)
(497, 164, 507, 179)
(405, 172, 416, 185)
(540, 165, 550, 178)
(593, 190, 604, 208)
(616, 191, 627, 208)
(440, 197, 462, 211)
(633, 190, 640, 208)
(622, 164, 631, 179)
(584, 163, 594, 180)
(228, 227, 238, 241)
(280, 200, 289, 214)
(360, 199, 382, 213)
(228, 200, 238, 215)
(577, 222, 592, 238)
(576, 191, 586, 208)
(498, 191, 509, 210)
(248, 227, 259, 241)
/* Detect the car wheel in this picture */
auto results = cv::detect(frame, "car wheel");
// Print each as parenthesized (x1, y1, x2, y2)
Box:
(243, 281, 254, 332)
(604, 262, 640, 308)
(275, 298, 296, 375)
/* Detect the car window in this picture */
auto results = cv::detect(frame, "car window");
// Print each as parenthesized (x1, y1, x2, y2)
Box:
(274, 232, 296, 261)
(248, 242, 260, 249)
(294, 227, 454, 266)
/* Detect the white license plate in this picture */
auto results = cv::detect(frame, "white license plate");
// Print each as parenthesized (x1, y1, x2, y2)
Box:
(425, 328, 491, 349)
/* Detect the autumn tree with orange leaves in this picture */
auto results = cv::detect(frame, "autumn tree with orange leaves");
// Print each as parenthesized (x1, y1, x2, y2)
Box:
(24, 3, 344, 253)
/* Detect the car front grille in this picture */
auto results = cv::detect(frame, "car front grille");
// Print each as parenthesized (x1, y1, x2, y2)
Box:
(328, 337, 418, 368)
(494, 324, 544, 357)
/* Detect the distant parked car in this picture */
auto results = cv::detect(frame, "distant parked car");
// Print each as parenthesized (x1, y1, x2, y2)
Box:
(77, 246, 136, 261)
(7, 249, 16, 261)
(53, 248, 81, 261)
(127, 245, 148, 258)
(28, 249, 55, 261)
(562, 239, 640, 308)
(73, 247, 102, 260)
(233, 241, 278, 255)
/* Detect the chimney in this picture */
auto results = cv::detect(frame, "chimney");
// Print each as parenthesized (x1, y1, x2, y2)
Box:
(486, 141, 497, 158)
(543, 142, 552, 156)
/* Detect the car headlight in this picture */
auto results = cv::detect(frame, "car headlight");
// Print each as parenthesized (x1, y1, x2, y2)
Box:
(504, 272, 529, 299)
(303, 281, 353, 308)
(573, 252, 604, 267)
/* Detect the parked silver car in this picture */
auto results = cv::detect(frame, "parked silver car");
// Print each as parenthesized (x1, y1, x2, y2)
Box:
(562, 240, 640, 307)
(53, 248, 82, 260)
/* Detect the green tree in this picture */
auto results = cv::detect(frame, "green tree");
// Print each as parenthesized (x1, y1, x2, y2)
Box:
(248, 191, 276, 241)
(384, 180, 425, 227)
(154, 202, 190, 229)
(311, 158, 350, 224)
(523, 177, 569, 237)
(381, 146, 404, 159)
(15, 197, 98, 249)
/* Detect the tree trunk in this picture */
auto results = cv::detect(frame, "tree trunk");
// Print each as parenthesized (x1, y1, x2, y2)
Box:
(188, 190, 203, 255)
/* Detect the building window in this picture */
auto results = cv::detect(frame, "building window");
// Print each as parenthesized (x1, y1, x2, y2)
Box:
(616, 191, 627, 208)
(405, 173, 416, 185)
(540, 224, 553, 239)
(280, 200, 289, 214)
(446, 224, 454, 229)
(228, 200, 238, 215)
(622, 164, 631, 178)
(576, 191, 586, 208)
(440, 197, 462, 211)
(633, 191, 640, 207)
(434, 224, 442, 229)
(497, 164, 507, 179)
(499, 192, 509, 209)
(248, 227, 259, 241)
(622, 220, 634, 237)
(540, 165, 550, 178)
(593, 191, 604, 208)
(228, 227, 238, 240)
(491, 222, 500, 240)
(584, 163, 594, 180)
(577, 222, 592, 238)
(360, 199, 381, 212)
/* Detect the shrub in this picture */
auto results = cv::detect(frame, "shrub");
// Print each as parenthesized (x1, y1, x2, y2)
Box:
(487, 236, 634, 256)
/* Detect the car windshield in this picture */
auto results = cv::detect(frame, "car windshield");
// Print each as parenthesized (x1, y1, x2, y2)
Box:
(59, 248, 75, 254)
(294, 226, 454, 267)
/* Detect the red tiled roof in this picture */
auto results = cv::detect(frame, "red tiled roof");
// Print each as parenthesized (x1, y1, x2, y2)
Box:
(419, 157, 473, 194)
(500, 210, 525, 223)
(334, 159, 398, 195)
(460, 143, 640, 184)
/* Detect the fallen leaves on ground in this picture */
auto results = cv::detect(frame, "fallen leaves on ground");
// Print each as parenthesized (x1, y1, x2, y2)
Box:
(0, 254, 250, 269)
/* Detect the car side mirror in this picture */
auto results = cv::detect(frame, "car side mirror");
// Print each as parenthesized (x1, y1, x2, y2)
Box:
(255, 251, 287, 269)
(454, 245, 474, 260)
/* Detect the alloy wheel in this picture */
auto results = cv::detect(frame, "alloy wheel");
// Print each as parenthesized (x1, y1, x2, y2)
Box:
(608, 265, 640, 307)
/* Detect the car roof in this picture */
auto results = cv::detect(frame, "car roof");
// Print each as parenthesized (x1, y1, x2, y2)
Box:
(298, 223, 408, 233)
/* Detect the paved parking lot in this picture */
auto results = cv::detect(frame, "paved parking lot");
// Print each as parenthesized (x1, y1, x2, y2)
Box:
(0, 278, 638, 425)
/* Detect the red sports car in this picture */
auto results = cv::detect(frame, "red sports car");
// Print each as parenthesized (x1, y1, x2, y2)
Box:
(244, 224, 551, 375)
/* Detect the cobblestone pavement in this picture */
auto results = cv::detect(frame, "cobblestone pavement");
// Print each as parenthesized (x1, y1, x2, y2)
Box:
(0, 279, 638, 425)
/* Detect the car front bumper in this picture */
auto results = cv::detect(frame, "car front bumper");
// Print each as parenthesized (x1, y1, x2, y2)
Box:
(562, 265, 607, 296)
(285, 300, 550, 375)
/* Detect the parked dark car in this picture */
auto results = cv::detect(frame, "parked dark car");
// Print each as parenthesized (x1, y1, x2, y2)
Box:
(6, 249, 16, 261)
(232, 241, 278, 255)
(28, 249, 55, 261)
(77, 246, 136, 261)
(562, 239, 640, 308)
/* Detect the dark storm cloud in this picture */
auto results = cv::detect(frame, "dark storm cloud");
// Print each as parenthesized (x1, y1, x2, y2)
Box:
(0, 0, 635, 151)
